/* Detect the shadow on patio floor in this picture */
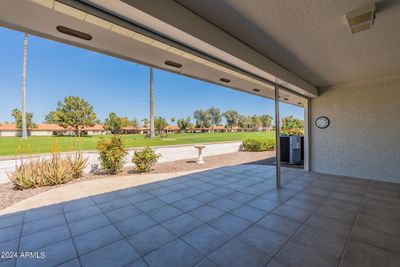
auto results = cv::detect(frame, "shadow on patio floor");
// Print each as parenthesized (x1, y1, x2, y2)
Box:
(0, 165, 399, 267)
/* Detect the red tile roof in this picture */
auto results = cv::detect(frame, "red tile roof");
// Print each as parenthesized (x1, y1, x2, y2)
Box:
(0, 123, 18, 131)
(164, 125, 179, 130)
(211, 125, 226, 130)
(0, 123, 105, 132)
(31, 124, 67, 131)
(82, 124, 104, 131)
(121, 126, 149, 131)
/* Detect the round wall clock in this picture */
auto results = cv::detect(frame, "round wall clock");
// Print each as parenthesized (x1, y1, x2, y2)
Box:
(315, 116, 330, 129)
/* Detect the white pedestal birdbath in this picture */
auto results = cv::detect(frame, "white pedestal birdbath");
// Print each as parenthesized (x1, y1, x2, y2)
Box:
(194, 145, 206, 164)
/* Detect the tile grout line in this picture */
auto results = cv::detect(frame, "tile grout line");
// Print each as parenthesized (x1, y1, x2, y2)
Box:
(13, 211, 25, 267)
(114, 167, 271, 266)
(0, 167, 304, 267)
(60, 204, 83, 267)
(185, 172, 325, 266)
(336, 179, 370, 267)
(263, 174, 344, 266)
(120, 169, 277, 266)
(153, 176, 277, 266)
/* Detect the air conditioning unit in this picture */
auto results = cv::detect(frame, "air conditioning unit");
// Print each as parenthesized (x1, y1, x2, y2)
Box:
(280, 136, 302, 165)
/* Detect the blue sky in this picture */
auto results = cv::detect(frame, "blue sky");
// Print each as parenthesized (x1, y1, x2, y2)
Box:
(0, 27, 303, 124)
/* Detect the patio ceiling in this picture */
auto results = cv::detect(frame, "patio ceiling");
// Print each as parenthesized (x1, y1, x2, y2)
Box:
(175, 0, 400, 87)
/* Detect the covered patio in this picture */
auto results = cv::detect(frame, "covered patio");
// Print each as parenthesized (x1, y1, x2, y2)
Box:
(0, 165, 399, 267)
(1, 0, 400, 266)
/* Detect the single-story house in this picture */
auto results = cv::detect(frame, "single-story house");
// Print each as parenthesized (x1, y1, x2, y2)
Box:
(30, 124, 72, 136)
(0, 124, 20, 137)
(121, 126, 150, 135)
(210, 125, 227, 132)
(81, 124, 106, 135)
(0, 123, 105, 136)
(164, 125, 180, 133)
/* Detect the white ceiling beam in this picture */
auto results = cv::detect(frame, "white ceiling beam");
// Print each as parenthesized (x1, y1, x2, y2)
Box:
(86, 0, 318, 97)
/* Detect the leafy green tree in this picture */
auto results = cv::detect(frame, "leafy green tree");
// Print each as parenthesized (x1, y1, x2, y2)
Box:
(193, 109, 212, 128)
(104, 112, 131, 134)
(170, 117, 176, 125)
(120, 117, 132, 127)
(177, 117, 192, 131)
(44, 111, 57, 124)
(260, 114, 273, 128)
(223, 110, 239, 127)
(154, 116, 168, 133)
(251, 115, 262, 130)
(11, 109, 36, 129)
(282, 115, 304, 130)
(207, 107, 222, 126)
(238, 115, 252, 128)
(48, 96, 97, 137)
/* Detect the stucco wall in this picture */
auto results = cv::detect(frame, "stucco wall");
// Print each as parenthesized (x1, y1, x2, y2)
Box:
(0, 131, 19, 137)
(311, 74, 400, 183)
(30, 131, 53, 136)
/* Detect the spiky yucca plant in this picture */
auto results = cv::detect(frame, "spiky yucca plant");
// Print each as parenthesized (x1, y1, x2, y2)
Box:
(8, 151, 88, 190)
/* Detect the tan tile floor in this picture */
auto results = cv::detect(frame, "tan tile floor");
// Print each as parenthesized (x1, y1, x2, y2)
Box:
(0, 165, 399, 267)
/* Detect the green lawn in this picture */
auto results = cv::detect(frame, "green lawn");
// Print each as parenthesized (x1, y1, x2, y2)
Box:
(0, 132, 274, 157)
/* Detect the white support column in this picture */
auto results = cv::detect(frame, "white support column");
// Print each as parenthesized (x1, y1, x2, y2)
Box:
(303, 98, 311, 171)
(304, 99, 311, 171)
(275, 85, 281, 189)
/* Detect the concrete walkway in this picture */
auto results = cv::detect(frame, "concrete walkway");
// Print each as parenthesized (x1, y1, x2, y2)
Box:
(0, 169, 210, 216)
(0, 142, 241, 184)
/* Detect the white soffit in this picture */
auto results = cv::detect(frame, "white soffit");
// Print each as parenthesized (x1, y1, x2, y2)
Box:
(0, 0, 308, 106)
(82, 0, 318, 97)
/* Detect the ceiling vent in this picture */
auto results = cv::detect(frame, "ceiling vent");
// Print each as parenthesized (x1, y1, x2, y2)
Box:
(345, 3, 376, 34)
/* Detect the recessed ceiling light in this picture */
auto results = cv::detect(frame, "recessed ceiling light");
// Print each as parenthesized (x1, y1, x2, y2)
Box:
(345, 3, 375, 34)
(284, 98, 289, 101)
(252, 88, 260, 92)
(298, 102, 302, 105)
(56, 26, 92, 40)
(219, 78, 231, 83)
(164, 60, 182, 68)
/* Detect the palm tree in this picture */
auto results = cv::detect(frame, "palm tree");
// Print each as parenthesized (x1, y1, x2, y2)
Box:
(149, 67, 155, 138)
(21, 33, 28, 139)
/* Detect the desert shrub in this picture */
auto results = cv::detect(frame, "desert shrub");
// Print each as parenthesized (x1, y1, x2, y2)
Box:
(8, 153, 88, 190)
(281, 128, 304, 136)
(97, 135, 128, 174)
(9, 160, 42, 189)
(41, 156, 74, 186)
(132, 147, 160, 173)
(69, 153, 88, 178)
(241, 138, 275, 152)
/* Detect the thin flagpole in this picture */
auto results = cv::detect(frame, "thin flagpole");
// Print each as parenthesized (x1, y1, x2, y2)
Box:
(21, 33, 28, 139)
(149, 67, 155, 138)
